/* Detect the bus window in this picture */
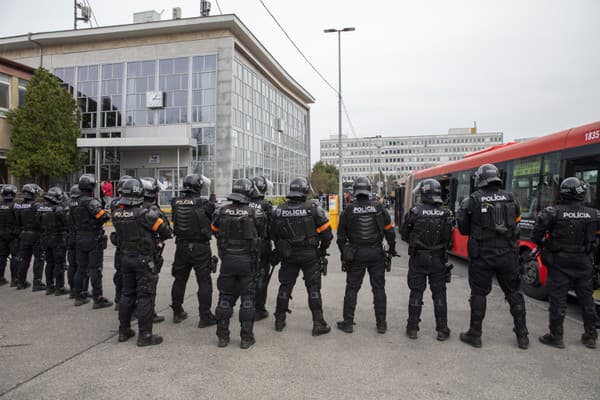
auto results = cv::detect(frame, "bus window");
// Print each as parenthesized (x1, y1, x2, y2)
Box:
(539, 152, 560, 210)
(454, 171, 472, 211)
(506, 156, 542, 219)
(576, 169, 598, 208)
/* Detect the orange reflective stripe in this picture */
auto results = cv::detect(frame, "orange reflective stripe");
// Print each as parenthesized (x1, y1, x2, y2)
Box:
(316, 221, 330, 233)
(516, 216, 522, 223)
(152, 218, 164, 232)
(384, 223, 393, 231)
(211, 223, 220, 233)
(95, 209, 105, 219)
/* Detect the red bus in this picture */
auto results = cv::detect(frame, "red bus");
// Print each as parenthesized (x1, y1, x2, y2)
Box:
(395, 121, 600, 302)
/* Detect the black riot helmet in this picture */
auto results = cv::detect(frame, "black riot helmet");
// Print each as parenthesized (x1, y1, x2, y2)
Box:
(419, 178, 443, 205)
(352, 177, 372, 198)
(475, 163, 502, 188)
(1, 185, 17, 201)
(21, 183, 38, 200)
(78, 173, 97, 192)
(559, 177, 587, 202)
(70, 184, 81, 199)
(287, 177, 312, 199)
(227, 178, 257, 204)
(251, 176, 273, 199)
(182, 174, 203, 194)
(119, 178, 144, 206)
(140, 177, 159, 201)
(44, 186, 64, 204)
(117, 175, 133, 195)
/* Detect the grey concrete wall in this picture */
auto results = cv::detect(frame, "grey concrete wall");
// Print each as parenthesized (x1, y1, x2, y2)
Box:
(214, 40, 233, 197)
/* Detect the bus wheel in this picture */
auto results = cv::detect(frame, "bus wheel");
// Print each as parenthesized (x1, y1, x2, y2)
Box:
(520, 256, 548, 301)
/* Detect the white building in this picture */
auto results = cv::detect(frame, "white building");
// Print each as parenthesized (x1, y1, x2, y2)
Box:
(0, 13, 313, 200)
(320, 129, 503, 183)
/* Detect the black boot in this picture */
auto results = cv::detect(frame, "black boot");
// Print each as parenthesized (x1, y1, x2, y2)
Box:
(436, 328, 451, 341)
(312, 311, 331, 336)
(406, 298, 422, 340)
(74, 297, 90, 306)
(32, 280, 46, 292)
(10, 279, 18, 287)
(217, 336, 230, 348)
(118, 328, 136, 342)
(255, 309, 269, 321)
(172, 305, 188, 324)
(54, 287, 70, 296)
(336, 320, 354, 333)
(459, 331, 482, 348)
(197, 312, 217, 328)
(461, 295, 485, 348)
(406, 327, 418, 339)
(376, 320, 387, 334)
(46, 286, 55, 295)
(581, 333, 597, 349)
(539, 333, 565, 349)
(17, 281, 31, 290)
(240, 335, 256, 349)
(137, 332, 163, 347)
(92, 297, 113, 310)
(153, 313, 165, 324)
(274, 314, 286, 332)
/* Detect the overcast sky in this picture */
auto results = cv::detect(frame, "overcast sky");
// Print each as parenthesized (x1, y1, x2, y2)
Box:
(1, 0, 599, 163)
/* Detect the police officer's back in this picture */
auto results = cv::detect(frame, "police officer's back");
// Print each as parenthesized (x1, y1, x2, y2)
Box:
(337, 177, 396, 334)
(170, 174, 216, 327)
(532, 177, 599, 349)
(15, 184, 44, 290)
(457, 163, 528, 349)
(271, 177, 333, 336)
(112, 178, 172, 346)
(38, 187, 69, 296)
(0, 185, 19, 286)
(211, 178, 265, 349)
(400, 178, 453, 340)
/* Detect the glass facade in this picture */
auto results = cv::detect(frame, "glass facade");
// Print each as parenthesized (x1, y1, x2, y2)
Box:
(0, 73, 9, 117)
(231, 58, 309, 195)
(126, 60, 155, 126)
(158, 57, 188, 124)
(76, 65, 99, 129)
(101, 63, 123, 127)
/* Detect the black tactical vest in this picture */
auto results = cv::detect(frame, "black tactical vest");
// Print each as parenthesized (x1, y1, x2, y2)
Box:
(273, 200, 318, 247)
(0, 201, 17, 233)
(38, 202, 67, 234)
(547, 204, 599, 253)
(15, 201, 40, 232)
(112, 206, 156, 256)
(469, 189, 518, 244)
(409, 204, 452, 251)
(346, 199, 384, 246)
(172, 195, 212, 242)
(73, 196, 102, 233)
(217, 204, 258, 255)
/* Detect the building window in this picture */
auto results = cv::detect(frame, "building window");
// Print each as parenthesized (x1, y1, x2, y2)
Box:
(77, 65, 99, 129)
(0, 73, 9, 117)
(126, 60, 155, 126)
(54, 67, 76, 96)
(191, 55, 217, 123)
(159, 57, 189, 124)
(18, 79, 28, 107)
(101, 63, 123, 127)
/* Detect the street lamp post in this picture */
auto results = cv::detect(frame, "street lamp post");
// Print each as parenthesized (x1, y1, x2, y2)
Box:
(324, 27, 355, 210)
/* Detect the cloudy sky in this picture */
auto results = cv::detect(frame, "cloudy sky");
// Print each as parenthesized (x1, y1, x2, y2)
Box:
(1, 0, 599, 163)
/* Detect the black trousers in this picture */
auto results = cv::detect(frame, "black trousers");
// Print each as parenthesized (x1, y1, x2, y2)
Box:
(254, 248, 272, 312)
(406, 251, 448, 331)
(275, 251, 324, 321)
(43, 233, 67, 289)
(343, 251, 386, 323)
(17, 231, 44, 285)
(0, 233, 18, 282)
(543, 252, 598, 337)
(467, 246, 527, 337)
(74, 232, 104, 300)
(215, 253, 256, 339)
(119, 254, 158, 335)
(113, 247, 122, 303)
(171, 241, 213, 318)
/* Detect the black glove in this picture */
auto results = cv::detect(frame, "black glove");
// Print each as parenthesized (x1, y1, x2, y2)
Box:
(270, 249, 281, 267)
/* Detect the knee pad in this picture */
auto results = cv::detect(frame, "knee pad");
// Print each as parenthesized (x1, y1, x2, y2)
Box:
(433, 296, 447, 307)
(239, 300, 255, 322)
(278, 290, 289, 300)
(215, 299, 233, 319)
(309, 291, 321, 300)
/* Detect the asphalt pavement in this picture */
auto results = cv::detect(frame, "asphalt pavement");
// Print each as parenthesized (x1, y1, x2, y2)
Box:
(0, 232, 598, 400)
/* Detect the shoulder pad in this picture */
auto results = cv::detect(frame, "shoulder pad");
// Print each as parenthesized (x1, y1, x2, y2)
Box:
(410, 206, 419, 215)
(545, 206, 558, 217)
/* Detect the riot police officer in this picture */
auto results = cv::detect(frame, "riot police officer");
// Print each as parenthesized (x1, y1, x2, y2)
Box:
(15, 184, 44, 291)
(72, 174, 112, 309)
(532, 177, 599, 349)
(109, 175, 132, 308)
(336, 177, 396, 334)
(66, 185, 89, 299)
(400, 179, 453, 340)
(38, 187, 70, 296)
(271, 177, 333, 336)
(0, 185, 19, 286)
(112, 178, 173, 346)
(457, 163, 529, 349)
(170, 174, 216, 327)
(249, 176, 274, 320)
(211, 178, 265, 349)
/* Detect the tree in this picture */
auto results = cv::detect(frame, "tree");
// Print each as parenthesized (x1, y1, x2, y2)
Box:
(310, 161, 339, 194)
(6, 67, 80, 189)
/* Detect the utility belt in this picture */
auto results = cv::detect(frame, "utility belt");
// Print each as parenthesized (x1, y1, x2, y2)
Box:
(176, 238, 210, 246)
(175, 234, 211, 244)
(276, 238, 318, 258)
(220, 238, 257, 256)
(342, 243, 383, 263)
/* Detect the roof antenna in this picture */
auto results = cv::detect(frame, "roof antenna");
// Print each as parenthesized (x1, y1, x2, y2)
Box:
(201, 0, 211, 16)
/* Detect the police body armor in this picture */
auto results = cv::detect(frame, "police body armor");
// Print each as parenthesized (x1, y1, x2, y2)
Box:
(66, 198, 79, 242)
(112, 206, 157, 256)
(72, 196, 102, 233)
(408, 204, 452, 254)
(546, 204, 599, 254)
(0, 201, 18, 236)
(217, 204, 258, 256)
(346, 199, 385, 247)
(248, 199, 271, 251)
(469, 189, 518, 246)
(38, 203, 67, 235)
(172, 195, 212, 242)
(273, 201, 318, 257)
(15, 201, 40, 232)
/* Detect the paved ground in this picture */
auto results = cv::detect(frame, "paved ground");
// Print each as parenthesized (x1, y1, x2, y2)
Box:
(0, 232, 598, 400)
